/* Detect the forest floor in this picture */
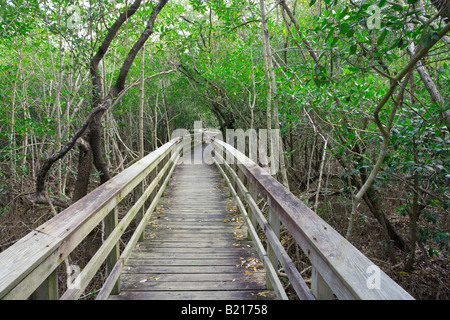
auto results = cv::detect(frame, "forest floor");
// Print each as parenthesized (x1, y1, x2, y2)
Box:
(307, 197, 450, 300)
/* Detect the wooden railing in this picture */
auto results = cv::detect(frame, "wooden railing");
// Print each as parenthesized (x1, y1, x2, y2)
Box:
(0, 137, 183, 300)
(0, 132, 414, 300)
(210, 138, 414, 300)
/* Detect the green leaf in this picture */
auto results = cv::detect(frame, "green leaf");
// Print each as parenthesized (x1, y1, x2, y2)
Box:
(330, 37, 339, 46)
(378, 0, 387, 7)
(309, 0, 317, 6)
(338, 7, 349, 20)
(326, 27, 335, 40)
(423, 31, 439, 47)
(377, 30, 387, 46)
(340, 23, 349, 34)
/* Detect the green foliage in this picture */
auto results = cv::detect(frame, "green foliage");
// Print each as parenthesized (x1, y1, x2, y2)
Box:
(0, 0, 448, 269)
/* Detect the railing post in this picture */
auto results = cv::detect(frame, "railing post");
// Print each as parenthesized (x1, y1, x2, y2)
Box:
(247, 184, 258, 240)
(231, 162, 238, 192)
(266, 202, 280, 290)
(30, 270, 58, 300)
(311, 266, 334, 300)
(147, 165, 158, 213)
(237, 168, 246, 195)
(105, 207, 120, 295)
(135, 182, 145, 242)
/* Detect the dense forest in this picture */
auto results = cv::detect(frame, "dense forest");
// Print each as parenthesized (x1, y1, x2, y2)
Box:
(0, 0, 449, 299)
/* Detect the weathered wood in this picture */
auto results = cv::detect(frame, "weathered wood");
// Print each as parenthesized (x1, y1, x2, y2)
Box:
(2, 137, 412, 301)
(247, 184, 258, 240)
(61, 150, 180, 300)
(105, 207, 120, 295)
(0, 138, 181, 300)
(108, 145, 276, 300)
(213, 154, 288, 299)
(311, 266, 334, 300)
(30, 270, 58, 300)
(212, 139, 414, 300)
(214, 151, 311, 300)
(266, 206, 280, 289)
(109, 290, 277, 300)
(96, 150, 180, 300)
(134, 182, 145, 242)
(0, 231, 63, 299)
(121, 280, 267, 291)
(121, 265, 264, 274)
(121, 272, 266, 283)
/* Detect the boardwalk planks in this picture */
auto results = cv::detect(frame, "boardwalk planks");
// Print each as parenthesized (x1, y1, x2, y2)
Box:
(109, 146, 276, 300)
(0, 137, 414, 300)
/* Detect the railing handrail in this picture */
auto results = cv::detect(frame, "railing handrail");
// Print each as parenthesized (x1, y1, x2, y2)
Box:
(211, 138, 414, 300)
(0, 137, 182, 300)
(0, 134, 414, 300)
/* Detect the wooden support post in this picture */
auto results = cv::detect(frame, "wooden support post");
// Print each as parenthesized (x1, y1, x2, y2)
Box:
(311, 266, 334, 300)
(149, 168, 157, 205)
(231, 162, 238, 192)
(266, 204, 280, 289)
(30, 269, 58, 300)
(247, 184, 258, 240)
(135, 182, 145, 242)
(105, 207, 120, 295)
(237, 167, 246, 198)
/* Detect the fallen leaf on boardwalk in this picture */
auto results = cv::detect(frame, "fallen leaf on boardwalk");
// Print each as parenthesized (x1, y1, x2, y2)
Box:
(245, 270, 252, 274)
(256, 291, 269, 297)
(150, 220, 161, 227)
(242, 258, 263, 270)
(235, 225, 241, 229)
(140, 275, 158, 283)
(232, 242, 241, 247)
(135, 244, 140, 248)
(223, 219, 228, 223)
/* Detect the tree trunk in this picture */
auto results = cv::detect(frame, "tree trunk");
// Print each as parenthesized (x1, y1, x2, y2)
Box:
(72, 140, 91, 202)
(403, 0, 450, 131)
(259, 0, 290, 190)
(139, 44, 146, 158)
(36, 0, 169, 206)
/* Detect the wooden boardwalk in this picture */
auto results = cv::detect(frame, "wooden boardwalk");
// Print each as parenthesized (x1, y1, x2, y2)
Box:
(0, 138, 414, 300)
(110, 146, 276, 300)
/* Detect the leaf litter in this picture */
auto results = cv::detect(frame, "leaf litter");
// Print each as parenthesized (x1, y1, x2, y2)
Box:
(139, 275, 160, 283)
